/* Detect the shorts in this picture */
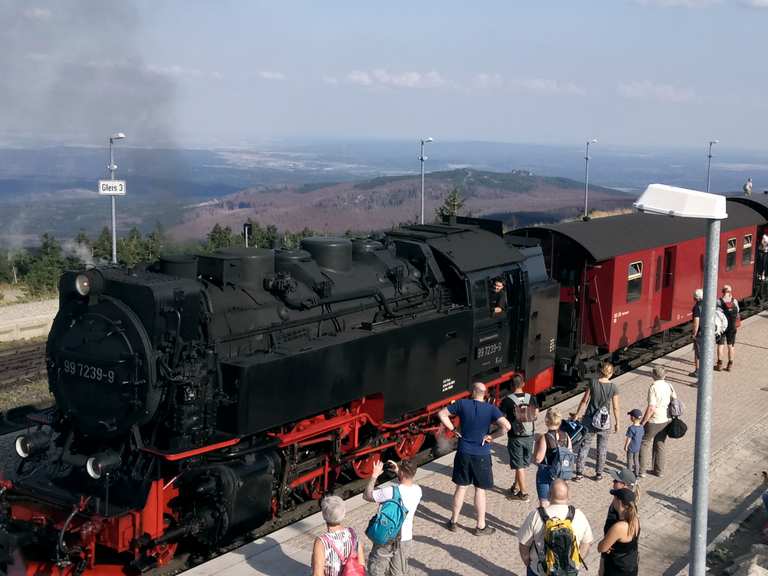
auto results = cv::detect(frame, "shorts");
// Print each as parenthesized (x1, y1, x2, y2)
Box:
(693, 337, 701, 359)
(536, 465, 554, 501)
(717, 330, 736, 346)
(507, 435, 535, 470)
(452, 452, 493, 489)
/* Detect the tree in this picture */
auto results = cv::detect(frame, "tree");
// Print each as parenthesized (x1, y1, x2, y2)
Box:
(117, 227, 145, 267)
(436, 188, 465, 221)
(145, 223, 166, 261)
(23, 233, 65, 296)
(207, 223, 236, 251)
(93, 227, 112, 261)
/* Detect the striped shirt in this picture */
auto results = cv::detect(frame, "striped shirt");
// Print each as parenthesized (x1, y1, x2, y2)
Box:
(319, 527, 356, 576)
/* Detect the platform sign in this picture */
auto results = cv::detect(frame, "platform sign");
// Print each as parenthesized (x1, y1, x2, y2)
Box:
(98, 180, 126, 196)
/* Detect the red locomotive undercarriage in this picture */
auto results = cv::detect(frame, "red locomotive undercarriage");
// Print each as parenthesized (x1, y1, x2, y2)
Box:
(3, 370, 531, 575)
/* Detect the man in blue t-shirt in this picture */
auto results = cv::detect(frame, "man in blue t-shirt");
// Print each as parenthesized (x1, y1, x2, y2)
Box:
(438, 382, 511, 536)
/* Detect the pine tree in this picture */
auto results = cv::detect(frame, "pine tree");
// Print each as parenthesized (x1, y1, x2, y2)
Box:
(93, 227, 112, 261)
(436, 188, 465, 221)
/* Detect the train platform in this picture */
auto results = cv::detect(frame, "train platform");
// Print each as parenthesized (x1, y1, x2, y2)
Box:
(185, 312, 768, 576)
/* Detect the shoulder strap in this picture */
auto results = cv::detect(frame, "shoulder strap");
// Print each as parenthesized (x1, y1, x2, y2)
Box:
(537, 506, 550, 523)
(566, 505, 576, 522)
(392, 485, 401, 502)
(323, 530, 352, 564)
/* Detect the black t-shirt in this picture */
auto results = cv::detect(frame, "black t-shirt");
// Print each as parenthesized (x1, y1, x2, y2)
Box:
(491, 289, 507, 314)
(692, 301, 701, 319)
(500, 392, 539, 437)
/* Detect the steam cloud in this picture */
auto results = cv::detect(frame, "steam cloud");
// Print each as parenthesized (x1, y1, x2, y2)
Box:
(0, 1, 177, 145)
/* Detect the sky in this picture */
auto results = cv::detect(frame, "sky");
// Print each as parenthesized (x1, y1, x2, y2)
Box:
(3, 0, 768, 150)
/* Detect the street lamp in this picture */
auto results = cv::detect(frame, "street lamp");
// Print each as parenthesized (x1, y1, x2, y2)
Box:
(419, 137, 433, 225)
(583, 139, 598, 220)
(706, 139, 719, 193)
(108, 132, 126, 264)
(634, 183, 727, 576)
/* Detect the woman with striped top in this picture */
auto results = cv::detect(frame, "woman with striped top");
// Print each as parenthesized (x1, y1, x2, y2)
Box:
(311, 495, 365, 576)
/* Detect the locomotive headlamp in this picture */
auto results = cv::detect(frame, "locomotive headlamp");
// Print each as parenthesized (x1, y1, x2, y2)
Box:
(14, 431, 50, 459)
(85, 451, 122, 479)
(73, 269, 105, 298)
(75, 274, 91, 296)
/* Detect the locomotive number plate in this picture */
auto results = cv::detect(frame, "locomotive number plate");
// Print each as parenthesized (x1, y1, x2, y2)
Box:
(475, 341, 503, 359)
(62, 359, 117, 384)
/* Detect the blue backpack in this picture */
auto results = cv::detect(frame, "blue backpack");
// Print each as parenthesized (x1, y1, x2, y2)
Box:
(365, 485, 409, 545)
(546, 431, 575, 481)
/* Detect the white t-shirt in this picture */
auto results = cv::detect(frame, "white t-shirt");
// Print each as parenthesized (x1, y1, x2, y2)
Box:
(372, 483, 422, 542)
(517, 504, 594, 575)
(647, 379, 674, 424)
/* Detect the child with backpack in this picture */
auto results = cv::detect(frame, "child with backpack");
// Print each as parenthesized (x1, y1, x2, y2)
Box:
(363, 459, 422, 576)
(518, 479, 594, 576)
(533, 409, 575, 506)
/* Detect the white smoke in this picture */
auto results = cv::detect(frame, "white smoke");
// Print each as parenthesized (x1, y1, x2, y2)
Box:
(62, 239, 95, 268)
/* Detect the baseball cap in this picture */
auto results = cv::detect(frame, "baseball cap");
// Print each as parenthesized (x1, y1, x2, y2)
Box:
(610, 487, 636, 504)
(608, 467, 637, 485)
(628, 408, 642, 419)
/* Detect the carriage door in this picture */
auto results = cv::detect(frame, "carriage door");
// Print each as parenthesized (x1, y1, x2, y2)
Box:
(660, 246, 677, 321)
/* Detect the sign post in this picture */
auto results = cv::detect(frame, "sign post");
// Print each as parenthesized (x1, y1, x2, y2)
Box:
(98, 180, 127, 265)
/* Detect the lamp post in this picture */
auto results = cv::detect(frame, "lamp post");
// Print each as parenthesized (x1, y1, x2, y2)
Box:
(583, 139, 598, 220)
(108, 132, 126, 264)
(706, 139, 719, 194)
(419, 137, 433, 225)
(634, 183, 727, 576)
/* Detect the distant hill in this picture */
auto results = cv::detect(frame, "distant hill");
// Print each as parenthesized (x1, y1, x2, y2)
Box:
(170, 168, 633, 239)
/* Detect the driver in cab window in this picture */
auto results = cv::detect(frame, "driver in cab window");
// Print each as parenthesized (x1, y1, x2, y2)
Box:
(490, 278, 507, 316)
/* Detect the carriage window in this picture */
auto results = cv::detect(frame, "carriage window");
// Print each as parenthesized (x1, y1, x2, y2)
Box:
(726, 237, 737, 271)
(743, 234, 753, 265)
(654, 256, 662, 292)
(627, 261, 643, 303)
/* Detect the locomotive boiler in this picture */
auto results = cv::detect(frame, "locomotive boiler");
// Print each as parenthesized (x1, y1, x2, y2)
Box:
(0, 220, 559, 574)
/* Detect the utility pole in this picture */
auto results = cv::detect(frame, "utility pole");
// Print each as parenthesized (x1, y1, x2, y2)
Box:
(419, 137, 433, 224)
(107, 133, 126, 264)
(583, 139, 598, 220)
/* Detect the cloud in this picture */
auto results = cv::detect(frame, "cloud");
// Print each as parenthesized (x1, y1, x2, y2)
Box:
(23, 7, 52, 20)
(259, 70, 286, 81)
(508, 77, 587, 96)
(617, 80, 695, 102)
(741, 0, 768, 6)
(345, 69, 445, 89)
(633, 0, 721, 6)
(473, 73, 504, 89)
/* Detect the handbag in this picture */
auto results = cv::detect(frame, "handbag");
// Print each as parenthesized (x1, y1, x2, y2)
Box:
(667, 417, 687, 439)
(322, 529, 366, 576)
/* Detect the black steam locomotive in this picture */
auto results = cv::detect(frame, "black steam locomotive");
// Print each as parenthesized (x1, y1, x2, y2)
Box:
(1, 219, 558, 574)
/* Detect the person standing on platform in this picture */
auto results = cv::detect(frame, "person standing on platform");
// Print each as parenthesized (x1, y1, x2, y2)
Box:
(532, 408, 573, 507)
(624, 410, 644, 479)
(518, 479, 594, 576)
(639, 365, 675, 478)
(744, 177, 753, 196)
(598, 488, 641, 576)
(501, 374, 539, 502)
(759, 233, 768, 281)
(438, 382, 511, 535)
(715, 284, 740, 371)
(364, 459, 422, 576)
(573, 362, 620, 481)
(605, 468, 638, 534)
(689, 288, 703, 378)
(312, 496, 365, 576)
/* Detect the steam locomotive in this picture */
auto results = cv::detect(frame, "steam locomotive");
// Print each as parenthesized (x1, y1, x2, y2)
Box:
(0, 219, 559, 574)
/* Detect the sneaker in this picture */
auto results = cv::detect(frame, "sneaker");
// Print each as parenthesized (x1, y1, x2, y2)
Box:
(474, 525, 496, 536)
(725, 362, 732, 372)
(572, 474, 584, 482)
(714, 361, 722, 371)
(639, 473, 646, 478)
(445, 519, 457, 532)
(595, 474, 604, 481)
(509, 485, 520, 497)
(688, 371, 698, 377)
(507, 491, 530, 502)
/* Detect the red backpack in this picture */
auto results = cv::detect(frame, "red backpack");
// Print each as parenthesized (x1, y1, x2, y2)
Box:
(322, 529, 366, 576)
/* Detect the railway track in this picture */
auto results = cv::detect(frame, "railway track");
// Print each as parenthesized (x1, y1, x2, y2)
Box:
(0, 341, 46, 388)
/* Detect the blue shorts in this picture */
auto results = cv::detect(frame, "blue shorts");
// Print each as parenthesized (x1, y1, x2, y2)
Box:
(452, 452, 493, 489)
(536, 465, 554, 501)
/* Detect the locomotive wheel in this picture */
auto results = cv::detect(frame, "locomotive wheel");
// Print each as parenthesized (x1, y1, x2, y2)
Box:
(304, 477, 324, 500)
(351, 454, 380, 478)
(395, 433, 426, 460)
